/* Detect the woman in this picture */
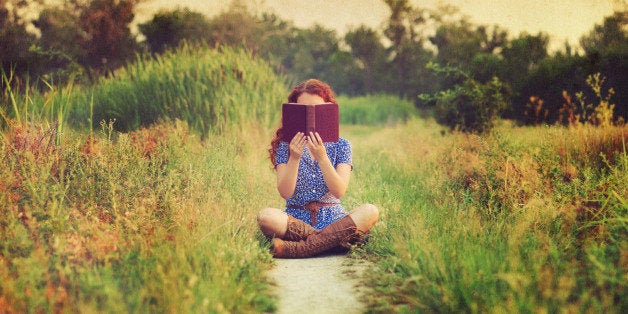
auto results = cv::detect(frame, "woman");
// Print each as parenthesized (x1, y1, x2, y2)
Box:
(257, 79, 379, 258)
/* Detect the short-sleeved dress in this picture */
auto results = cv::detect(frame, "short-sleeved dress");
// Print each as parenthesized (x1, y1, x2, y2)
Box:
(274, 137, 352, 230)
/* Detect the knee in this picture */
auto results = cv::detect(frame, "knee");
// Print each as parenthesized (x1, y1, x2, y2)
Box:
(363, 203, 379, 222)
(351, 203, 379, 231)
(257, 208, 285, 237)
(257, 208, 275, 227)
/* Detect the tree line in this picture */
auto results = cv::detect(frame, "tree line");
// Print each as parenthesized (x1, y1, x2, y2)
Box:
(1, 0, 626, 129)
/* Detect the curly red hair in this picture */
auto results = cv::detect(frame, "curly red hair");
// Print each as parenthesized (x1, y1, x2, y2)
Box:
(268, 79, 337, 166)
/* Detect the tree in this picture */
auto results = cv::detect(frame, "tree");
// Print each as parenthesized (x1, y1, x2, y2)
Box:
(287, 24, 359, 90)
(78, 0, 139, 75)
(345, 25, 389, 94)
(500, 32, 549, 91)
(33, 6, 86, 80)
(580, 11, 627, 56)
(513, 11, 627, 123)
(139, 8, 211, 54)
(430, 18, 508, 82)
(207, 1, 258, 49)
(0, 0, 38, 79)
(383, 0, 435, 101)
(580, 11, 627, 119)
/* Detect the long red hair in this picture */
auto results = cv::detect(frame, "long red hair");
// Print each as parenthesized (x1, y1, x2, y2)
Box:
(268, 79, 337, 166)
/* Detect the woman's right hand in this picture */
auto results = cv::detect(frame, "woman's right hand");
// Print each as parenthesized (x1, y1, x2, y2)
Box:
(289, 132, 307, 159)
(277, 132, 306, 199)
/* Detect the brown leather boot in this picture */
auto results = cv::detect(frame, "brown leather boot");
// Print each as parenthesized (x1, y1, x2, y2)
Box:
(273, 215, 357, 258)
(282, 216, 318, 241)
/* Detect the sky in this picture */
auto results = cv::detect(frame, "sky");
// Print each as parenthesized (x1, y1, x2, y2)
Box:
(135, 0, 625, 51)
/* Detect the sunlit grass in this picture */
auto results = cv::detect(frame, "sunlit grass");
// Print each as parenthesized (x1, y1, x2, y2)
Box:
(337, 94, 418, 126)
(345, 119, 627, 313)
(82, 44, 286, 136)
(1, 45, 625, 313)
(0, 119, 282, 312)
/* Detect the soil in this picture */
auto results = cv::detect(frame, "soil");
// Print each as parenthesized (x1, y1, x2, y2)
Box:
(268, 253, 371, 314)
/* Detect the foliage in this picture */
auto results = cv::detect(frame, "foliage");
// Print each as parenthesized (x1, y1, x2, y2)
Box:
(382, 0, 436, 101)
(345, 26, 390, 94)
(0, 0, 38, 79)
(1, 69, 77, 134)
(1, 0, 625, 124)
(557, 73, 617, 127)
(580, 11, 627, 56)
(77, 0, 139, 74)
(0, 119, 277, 313)
(337, 94, 417, 125)
(344, 119, 627, 313)
(32, 6, 87, 83)
(515, 12, 627, 123)
(421, 63, 508, 133)
(139, 8, 212, 54)
(1, 47, 626, 312)
(81, 44, 286, 136)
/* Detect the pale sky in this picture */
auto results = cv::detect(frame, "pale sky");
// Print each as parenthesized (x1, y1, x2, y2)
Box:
(136, 0, 624, 51)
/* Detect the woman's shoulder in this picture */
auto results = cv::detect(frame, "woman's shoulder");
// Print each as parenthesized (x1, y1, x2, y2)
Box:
(337, 137, 351, 146)
(331, 137, 351, 151)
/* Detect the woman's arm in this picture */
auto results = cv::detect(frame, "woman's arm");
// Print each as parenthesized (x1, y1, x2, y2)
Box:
(276, 132, 306, 199)
(307, 132, 351, 199)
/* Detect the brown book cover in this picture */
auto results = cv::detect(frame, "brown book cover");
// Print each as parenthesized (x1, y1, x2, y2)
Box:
(281, 103, 339, 142)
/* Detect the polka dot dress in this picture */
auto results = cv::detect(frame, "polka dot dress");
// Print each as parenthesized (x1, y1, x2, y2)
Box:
(275, 138, 352, 230)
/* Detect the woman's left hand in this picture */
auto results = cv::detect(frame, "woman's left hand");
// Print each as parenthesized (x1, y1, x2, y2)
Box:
(307, 132, 328, 162)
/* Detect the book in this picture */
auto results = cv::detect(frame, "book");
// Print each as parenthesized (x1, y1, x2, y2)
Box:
(281, 102, 339, 142)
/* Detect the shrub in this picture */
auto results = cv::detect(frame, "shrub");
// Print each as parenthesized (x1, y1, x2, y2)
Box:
(421, 63, 508, 134)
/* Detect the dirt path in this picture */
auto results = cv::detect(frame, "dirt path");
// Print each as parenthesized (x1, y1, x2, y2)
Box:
(268, 254, 370, 314)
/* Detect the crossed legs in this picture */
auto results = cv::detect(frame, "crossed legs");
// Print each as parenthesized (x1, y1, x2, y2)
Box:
(257, 203, 379, 238)
(257, 204, 379, 257)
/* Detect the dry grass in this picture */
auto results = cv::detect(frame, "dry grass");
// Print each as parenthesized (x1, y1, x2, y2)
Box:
(346, 119, 627, 313)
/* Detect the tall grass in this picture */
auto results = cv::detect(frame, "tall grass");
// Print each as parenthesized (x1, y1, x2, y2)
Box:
(0, 46, 288, 312)
(79, 44, 287, 136)
(344, 119, 627, 313)
(1, 71, 78, 138)
(337, 94, 418, 126)
(0, 118, 283, 312)
(2, 43, 625, 313)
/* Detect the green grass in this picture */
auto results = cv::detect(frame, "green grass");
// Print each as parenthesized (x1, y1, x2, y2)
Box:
(344, 119, 627, 313)
(1, 45, 625, 313)
(76, 44, 287, 136)
(0, 46, 286, 312)
(0, 120, 282, 312)
(337, 94, 418, 126)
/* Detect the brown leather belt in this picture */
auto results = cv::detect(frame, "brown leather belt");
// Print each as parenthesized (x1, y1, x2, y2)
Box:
(287, 201, 339, 226)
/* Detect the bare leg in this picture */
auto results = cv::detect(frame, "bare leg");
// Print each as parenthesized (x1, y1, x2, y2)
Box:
(348, 203, 379, 233)
(257, 207, 289, 238)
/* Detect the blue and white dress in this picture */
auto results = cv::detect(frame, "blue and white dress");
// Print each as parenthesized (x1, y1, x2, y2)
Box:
(274, 138, 352, 230)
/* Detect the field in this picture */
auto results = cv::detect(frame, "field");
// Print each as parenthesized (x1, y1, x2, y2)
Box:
(0, 46, 626, 313)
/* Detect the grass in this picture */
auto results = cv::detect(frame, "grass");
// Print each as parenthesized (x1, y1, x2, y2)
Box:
(345, 119, 627, 313)
(0, 46, 286, 312)
(337, 94, 418, 126)
(1, 45, 625, 312)
(82, 44, 287, 136)
(0, 119, 283, 312)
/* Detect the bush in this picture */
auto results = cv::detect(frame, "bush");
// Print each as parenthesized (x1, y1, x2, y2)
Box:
(421, 64, 508, 134)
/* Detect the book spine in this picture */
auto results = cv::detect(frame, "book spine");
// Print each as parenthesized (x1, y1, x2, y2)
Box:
(306, 105, 316, 134)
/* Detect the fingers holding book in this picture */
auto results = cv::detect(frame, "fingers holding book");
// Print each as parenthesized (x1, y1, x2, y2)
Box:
(307, 132, 327, 161)
(289, 132, 307, 158)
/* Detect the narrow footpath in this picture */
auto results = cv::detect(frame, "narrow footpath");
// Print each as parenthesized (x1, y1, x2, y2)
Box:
(268, 254, 370, 314)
